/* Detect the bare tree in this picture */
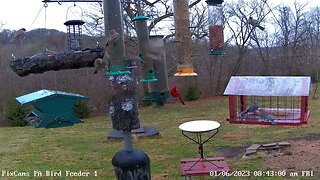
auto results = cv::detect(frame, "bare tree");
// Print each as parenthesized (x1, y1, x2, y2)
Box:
(274, 1, 308, 74)
(84, 0, 202, 36)
(224, 0, 270, 75)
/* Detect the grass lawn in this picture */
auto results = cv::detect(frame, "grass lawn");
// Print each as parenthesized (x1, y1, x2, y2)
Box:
(0, 94, 319, 179)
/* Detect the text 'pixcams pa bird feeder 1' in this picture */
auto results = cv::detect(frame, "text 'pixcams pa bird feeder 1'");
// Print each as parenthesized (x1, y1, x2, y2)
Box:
(207, 0, 225, 55)
(16, 89, 89, 128)
(223, 76, 311, 126)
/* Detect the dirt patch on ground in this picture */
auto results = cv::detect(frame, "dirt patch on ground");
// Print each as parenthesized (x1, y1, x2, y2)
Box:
(260, 138, 320, 178)
(217, 146, 248, 159)
(217, 134, 320, 178)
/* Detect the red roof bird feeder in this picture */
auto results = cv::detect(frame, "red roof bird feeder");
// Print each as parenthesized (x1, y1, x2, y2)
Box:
(223, 76, 311, 126)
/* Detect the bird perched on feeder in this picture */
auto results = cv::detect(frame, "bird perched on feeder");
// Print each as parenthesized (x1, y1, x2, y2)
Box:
(106, 29, 120, 47)
(93, 58, 106, 74)
(170, 85, 185, 105)
(258, 109, 276, 125)
(10, 28, 26, 43)
(242, 101, 260, 116)
(248, 17, 265, 31)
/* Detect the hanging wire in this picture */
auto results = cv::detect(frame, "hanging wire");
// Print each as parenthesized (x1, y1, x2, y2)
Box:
(40, 3, 49, 90)
(28, 5, 46, 30)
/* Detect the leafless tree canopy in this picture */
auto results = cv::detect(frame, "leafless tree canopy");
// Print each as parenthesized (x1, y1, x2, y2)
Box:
(1, 0, 320, 123)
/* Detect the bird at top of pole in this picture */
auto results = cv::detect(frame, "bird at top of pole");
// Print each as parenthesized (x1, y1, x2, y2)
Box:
(248, 17, 265, 31)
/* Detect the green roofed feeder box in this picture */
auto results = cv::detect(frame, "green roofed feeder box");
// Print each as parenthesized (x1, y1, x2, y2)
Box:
(16, 89, 89, 129)
(206, 0, 225, 55)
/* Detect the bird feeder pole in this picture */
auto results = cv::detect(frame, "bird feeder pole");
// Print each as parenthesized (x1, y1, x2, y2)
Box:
(103, 0, 151, 179)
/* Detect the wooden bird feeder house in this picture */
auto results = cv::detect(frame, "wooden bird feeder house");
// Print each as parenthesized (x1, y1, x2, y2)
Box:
(223, 76, 311, 126)
(16, 89, 88, 128)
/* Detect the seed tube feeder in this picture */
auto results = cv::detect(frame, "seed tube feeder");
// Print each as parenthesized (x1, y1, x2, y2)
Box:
(224, 76, 311, 126)
(207, 0, 225, 55)
(173, 0, 197, 76)
(132, 16, 157, 83)
(64, 20, 85, 51)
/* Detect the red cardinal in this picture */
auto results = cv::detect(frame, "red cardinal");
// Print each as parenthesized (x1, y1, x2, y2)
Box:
(170, 85, 185, 105)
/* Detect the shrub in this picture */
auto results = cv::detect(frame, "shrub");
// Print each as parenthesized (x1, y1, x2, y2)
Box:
(184, 86, 198, 101)
(4, 98, 29, 127)
(73, 100, 90, 119)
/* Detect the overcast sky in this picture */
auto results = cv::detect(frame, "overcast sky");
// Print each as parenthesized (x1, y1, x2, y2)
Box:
(0, 0, 319, 33)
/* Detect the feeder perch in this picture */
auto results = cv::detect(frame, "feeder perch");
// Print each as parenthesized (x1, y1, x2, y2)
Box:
(64, 20, 85, 51)
(132, 15, 149, 22)
(174, 66, 197, 76)
(223, 76, 311, 126)
(16, 89, 89, 128)
(140, 69, 157, 83)
(106, 65, 130, 76)
(207, 0, 225, 55)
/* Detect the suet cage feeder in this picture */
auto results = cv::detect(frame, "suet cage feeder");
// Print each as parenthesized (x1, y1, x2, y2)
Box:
(207, 0, 225, 55)
(64, 20, 85, 51)
(224, 76, 311, 126)
(16, 89, 89, 129)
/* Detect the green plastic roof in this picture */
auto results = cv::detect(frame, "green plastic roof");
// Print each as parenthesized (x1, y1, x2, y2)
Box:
(16, 89, 88, 106)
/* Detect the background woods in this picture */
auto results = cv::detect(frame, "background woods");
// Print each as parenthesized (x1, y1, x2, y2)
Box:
(1, 0, 320, 124)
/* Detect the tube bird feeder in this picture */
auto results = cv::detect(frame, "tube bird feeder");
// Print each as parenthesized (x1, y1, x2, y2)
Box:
(207, 0, 225, 55)
(104, 0, 129, 75)
(173, 0, 197, 76)
(132, 16, 157, 83)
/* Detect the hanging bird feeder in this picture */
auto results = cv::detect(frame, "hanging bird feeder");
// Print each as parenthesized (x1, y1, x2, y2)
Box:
(132, 15, 157, 83)
(64, 4, 85, 51)
(16, 89, 89, 128)
(224, 76, 311, 126)
(206, 0, 225, 55)
(172, 0, 197, 76)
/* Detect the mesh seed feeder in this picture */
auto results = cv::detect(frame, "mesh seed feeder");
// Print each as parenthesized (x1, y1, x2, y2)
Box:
(64, 5, 85, 51)
(207, 0, 225, 55)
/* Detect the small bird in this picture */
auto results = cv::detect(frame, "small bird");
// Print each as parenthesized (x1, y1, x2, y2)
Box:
(169, 85, 185, 105)
(11, 54, 15, 60)
(248, 17, 265, 31)
(10, 28, 26, 43)
(258, 109, 276, 125)
(106, 29, 120, 47)
(242, 101, 260, 116)
(94, 58, 106, 74)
